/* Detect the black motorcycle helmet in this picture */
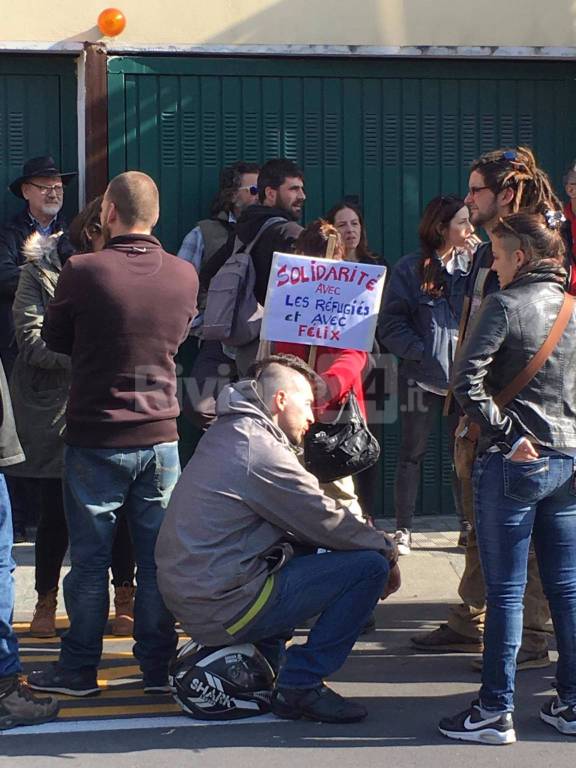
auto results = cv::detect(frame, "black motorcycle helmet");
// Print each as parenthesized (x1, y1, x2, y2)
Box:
(170, 640, 275, 720)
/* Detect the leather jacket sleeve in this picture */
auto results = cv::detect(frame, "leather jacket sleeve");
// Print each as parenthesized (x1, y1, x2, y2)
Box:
(452, 293, 520, 450)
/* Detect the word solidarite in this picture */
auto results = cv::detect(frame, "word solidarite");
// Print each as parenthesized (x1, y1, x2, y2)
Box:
(276, 260, 383, 291)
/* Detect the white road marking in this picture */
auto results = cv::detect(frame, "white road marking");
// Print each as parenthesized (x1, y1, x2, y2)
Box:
(1, 713, 277, 737)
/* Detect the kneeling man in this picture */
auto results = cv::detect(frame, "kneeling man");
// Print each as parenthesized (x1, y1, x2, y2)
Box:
(156, 354, 399, 723)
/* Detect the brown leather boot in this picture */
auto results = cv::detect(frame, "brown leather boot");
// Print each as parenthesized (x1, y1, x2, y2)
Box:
(111, 583, 135, 636)
(29, 589, 58, 638)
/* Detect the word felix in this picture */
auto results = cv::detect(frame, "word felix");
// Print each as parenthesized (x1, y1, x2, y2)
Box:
(298, 324, 341, 341)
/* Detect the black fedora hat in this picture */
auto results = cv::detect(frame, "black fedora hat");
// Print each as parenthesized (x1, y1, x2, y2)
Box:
(9, 155, 77, 199)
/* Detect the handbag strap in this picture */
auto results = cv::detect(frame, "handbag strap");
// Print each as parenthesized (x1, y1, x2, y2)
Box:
(494, 293, 574, 408)
(443, 294, 472, 416)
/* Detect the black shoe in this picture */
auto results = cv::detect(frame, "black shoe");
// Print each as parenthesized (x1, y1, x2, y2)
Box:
(143, 669, 172, 695)
(0, 676, 60, 730)
(28, 663, 100, 697)
(12, 528, 27, 544)
(540, 696, 576, 735)
(271, 684, 367, 723)
(438, 700, 516, 745)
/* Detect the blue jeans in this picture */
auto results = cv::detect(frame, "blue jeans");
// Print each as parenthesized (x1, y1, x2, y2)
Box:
(474, 450, 576, 712)
(238, 550, 389, 688)
(60, 443, 180, 676)
(0, 473, 21, 679)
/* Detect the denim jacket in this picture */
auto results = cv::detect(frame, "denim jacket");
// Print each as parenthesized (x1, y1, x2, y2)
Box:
(378, 250, 468, 390)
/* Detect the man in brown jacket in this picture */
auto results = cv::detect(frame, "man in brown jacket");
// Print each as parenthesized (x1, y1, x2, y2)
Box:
(156, 354, 400, 724)
(28, 172, 198, 698)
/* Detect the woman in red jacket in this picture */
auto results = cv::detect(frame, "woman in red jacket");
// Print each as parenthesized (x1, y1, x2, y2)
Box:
(274, 220, 372, 525)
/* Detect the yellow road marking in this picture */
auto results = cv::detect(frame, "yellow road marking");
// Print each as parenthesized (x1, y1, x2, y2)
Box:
(98, 665, 140, 681)
(17, 636, 133, 644)
(20, 652, 135, 662)
(59, 704, 182, 718)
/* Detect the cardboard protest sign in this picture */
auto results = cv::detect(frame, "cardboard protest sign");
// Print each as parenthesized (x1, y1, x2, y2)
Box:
(261, 253, 387, 351)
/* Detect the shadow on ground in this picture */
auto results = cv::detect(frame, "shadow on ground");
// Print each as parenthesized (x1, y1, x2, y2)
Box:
(4, 599, 562, 758)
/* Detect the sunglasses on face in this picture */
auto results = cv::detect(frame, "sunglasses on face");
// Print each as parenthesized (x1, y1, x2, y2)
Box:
(238, 185, 258, 196)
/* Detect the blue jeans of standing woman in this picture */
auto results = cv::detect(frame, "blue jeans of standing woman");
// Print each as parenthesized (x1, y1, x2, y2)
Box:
(0, 474, 22, 679)
(474, 450, 576, 712)
(59, 443, 180, 679)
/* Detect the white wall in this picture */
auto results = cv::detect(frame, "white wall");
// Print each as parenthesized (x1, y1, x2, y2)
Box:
(3, 0, 576, 49)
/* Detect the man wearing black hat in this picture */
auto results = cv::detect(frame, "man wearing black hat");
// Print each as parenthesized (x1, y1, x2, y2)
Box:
(0, 156, 76, 541)
(0, 156, 76, 377)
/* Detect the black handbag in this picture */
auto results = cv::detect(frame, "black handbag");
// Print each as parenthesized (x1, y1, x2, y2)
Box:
(303, 391, 381, 483)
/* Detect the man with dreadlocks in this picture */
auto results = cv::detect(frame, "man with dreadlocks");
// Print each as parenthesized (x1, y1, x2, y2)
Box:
(412, 147, 562, 671)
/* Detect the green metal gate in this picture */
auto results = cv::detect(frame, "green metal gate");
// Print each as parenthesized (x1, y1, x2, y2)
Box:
(0, 56, 78, 223)
(108, 55, 576, 516)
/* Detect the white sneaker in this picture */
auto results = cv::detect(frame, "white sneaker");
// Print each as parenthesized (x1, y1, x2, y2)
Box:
(394, 529, 412, 556)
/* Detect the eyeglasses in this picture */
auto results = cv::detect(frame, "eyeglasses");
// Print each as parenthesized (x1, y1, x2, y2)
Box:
(238, 185, 258, 196)
(467, 185, 491, 197)
(28, 182, 64, 196)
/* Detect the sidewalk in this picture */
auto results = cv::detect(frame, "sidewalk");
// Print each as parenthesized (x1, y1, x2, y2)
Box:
(12, 516, 465, 619)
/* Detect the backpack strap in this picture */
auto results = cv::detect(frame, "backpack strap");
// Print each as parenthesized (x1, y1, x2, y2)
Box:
(240, 216, 287, 255)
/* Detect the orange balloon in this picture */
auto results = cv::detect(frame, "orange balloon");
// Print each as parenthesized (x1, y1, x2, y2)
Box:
(97, 8, 126, 37)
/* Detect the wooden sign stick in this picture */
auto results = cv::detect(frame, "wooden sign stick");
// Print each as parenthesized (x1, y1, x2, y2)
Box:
(325, 233, 337, 260)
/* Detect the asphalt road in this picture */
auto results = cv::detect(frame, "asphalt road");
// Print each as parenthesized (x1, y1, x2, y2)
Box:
(3, 599, 574, 767)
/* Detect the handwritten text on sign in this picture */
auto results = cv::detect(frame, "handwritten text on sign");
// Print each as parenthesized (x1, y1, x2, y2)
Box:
(261, 253, 387, 351)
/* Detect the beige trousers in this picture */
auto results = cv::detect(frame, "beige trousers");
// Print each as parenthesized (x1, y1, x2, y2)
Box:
(320, 475, 365, 522)
(447, 471, 551, 653)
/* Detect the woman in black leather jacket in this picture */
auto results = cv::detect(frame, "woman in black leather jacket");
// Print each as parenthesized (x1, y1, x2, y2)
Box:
(439, 212, 576, 745)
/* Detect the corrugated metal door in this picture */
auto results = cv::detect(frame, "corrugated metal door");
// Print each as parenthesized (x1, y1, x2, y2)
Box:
(108, 56, 576, 516)
(0, 56, 78, 223)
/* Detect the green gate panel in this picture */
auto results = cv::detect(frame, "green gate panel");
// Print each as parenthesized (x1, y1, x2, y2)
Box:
(107, 55, 576, 515)
(0, 56, 78, 225)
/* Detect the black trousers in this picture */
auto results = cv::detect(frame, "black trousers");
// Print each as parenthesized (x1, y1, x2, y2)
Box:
(34, 477, 135, 594)
(394, 377, 461, 530)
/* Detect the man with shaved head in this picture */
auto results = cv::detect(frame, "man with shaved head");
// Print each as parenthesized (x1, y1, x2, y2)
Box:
(28, 171, 199, 697)
(156, 354, 400, 723)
